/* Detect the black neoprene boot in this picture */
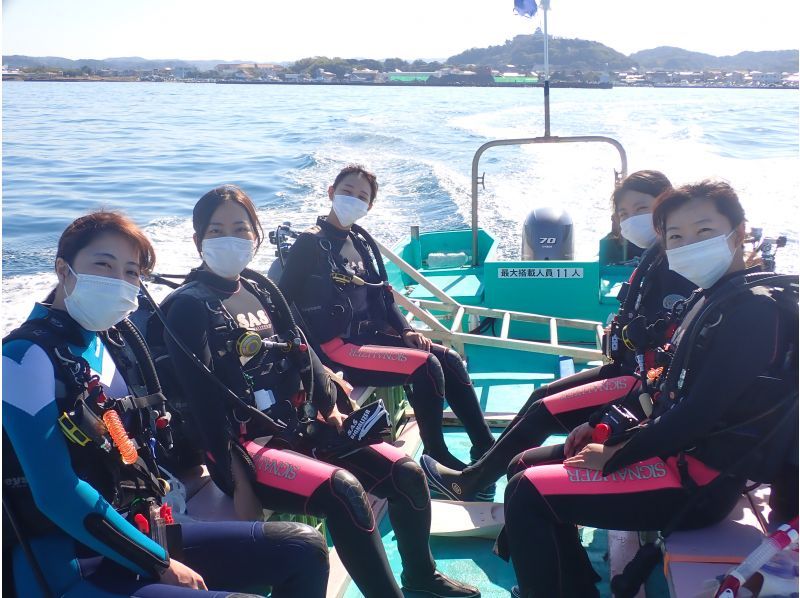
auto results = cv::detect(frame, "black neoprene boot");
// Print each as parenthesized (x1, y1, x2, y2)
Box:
(421, 455, 498, 502)
(401, 570, 481, 597)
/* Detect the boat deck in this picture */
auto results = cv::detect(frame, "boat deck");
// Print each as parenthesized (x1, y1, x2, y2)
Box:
(342, 428, 574, 598)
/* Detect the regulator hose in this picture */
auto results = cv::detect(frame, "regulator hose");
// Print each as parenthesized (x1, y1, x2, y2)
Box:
(138, 278, 286, 434)
(240, 268, 315, 403)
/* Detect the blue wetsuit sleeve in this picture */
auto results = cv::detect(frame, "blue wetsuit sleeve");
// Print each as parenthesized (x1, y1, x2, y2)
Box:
(2, 341, 169, 578)
(604, 296, 779, 473)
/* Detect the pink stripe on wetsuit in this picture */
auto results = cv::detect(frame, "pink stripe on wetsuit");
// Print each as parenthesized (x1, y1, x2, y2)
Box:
(320, 337, 429, 375)
(242, 442, 337, 495)
(523, 454, 719, 496)
(542, 375, 640, 415)
(240, 440, 407, 497)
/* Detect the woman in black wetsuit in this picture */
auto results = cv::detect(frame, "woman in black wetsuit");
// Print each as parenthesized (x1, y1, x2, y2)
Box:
(160, 185, 480, 598)
(278, 165, 495, 479)
(502, 180, 798, 597)
(2, 211, 329, 598)
(422, 170, 696, 501)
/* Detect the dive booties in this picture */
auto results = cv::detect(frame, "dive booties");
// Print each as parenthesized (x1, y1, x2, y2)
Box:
(421, 455, 496, 502)
(400, 570, 481, 598)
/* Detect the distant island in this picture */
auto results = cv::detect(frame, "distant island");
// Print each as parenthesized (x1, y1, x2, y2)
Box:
(3, 32, 798, 88)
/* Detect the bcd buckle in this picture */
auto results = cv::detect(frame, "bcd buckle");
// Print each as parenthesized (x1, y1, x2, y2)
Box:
(58, 412, 92, 446)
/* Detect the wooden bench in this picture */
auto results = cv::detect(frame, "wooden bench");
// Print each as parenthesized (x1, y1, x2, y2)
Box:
(607, 486, 775, 597)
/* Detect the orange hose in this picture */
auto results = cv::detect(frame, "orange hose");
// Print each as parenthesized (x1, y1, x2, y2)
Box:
(103, 410, 138, 465)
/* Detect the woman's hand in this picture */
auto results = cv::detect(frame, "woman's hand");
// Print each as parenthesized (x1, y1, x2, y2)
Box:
(326, 404, 346, 432)
(564, 422, 595, 458)
(159, 558, 207, 590)
(563, 442, 626, 471)
(402, 330, 431, 351)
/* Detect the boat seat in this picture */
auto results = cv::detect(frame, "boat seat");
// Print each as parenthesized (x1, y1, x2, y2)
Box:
(177, 464, 239, 522)
(607, 485, 774, 597)
(663, 486, 770, 567)
(178, 447, 276, 523)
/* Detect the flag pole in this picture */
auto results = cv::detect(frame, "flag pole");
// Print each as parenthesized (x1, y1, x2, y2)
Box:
(542, 0, 551, 137)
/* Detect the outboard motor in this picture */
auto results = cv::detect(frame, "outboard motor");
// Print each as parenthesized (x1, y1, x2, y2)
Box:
(521, 207, 574, 260)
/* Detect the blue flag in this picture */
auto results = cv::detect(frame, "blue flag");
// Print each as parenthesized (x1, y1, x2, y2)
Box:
(513, 0, 538, 18)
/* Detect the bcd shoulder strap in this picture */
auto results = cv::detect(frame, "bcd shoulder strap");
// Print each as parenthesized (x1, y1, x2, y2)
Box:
(663, 273, 798, 395)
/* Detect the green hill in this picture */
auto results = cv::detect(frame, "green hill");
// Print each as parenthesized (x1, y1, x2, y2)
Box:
(447, 34, 635, 71)
(4, 41, 797, 76)
(2, 55, 231, 71)
(630, 47, 798, 72)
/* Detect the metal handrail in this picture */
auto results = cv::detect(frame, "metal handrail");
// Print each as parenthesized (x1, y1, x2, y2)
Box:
(376, 238, 606, 362)
(470, 135, 629, 265)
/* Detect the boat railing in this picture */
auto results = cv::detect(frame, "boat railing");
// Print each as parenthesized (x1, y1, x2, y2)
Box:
(470, 135, 629, 265)
(376, 239, 606, 363)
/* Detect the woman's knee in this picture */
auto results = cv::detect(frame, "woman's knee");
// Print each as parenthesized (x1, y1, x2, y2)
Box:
(412, 353, 445, 396)
(310, 469, 375, 532)
(439, 348, 471, 385)
(506, 450, 530, 479)
(260, 519, 328, 560)
(392, 457, 430, 510)
(508, 445, 565, 479)
(504, 470, 548, 524)
(504, 471, 531, 521)
(256, 521, 329, 598)
(282, 522, 330, 575)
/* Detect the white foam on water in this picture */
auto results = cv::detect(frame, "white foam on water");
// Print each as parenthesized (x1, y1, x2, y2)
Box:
(2, 272, 59, 337)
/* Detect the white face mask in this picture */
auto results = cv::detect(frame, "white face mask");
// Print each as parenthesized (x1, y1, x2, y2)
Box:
(201, 237, 255, 278)
(619, 213, 657, 249)
(64, 265, 140, 331)
(332, 194, 369, 227)
(666, 231, 736, 288)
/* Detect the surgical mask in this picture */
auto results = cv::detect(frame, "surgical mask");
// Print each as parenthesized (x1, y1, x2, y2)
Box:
(64, 265, 140, 331)
(332, 194, 369, 227)
(619, 213, 657, 249)
(201, 237, 255, 279)
(666, 231, 736, 288)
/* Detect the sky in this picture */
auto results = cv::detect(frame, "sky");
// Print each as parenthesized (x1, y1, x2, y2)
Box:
(2, 0, 799, 63)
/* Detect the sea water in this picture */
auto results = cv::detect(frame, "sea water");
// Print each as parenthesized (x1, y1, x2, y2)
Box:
(2, 82, 798, 334)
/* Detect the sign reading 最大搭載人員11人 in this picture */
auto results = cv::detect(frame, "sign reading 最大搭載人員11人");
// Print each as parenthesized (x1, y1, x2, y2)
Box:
(498, 267, 584, 279)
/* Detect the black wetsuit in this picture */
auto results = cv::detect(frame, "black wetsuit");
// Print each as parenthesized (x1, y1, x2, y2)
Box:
(280, 217, 494, 469)
(162, 268, 438, 598)
(433, 247, 696, 496)
(502, 269, 795, 597)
